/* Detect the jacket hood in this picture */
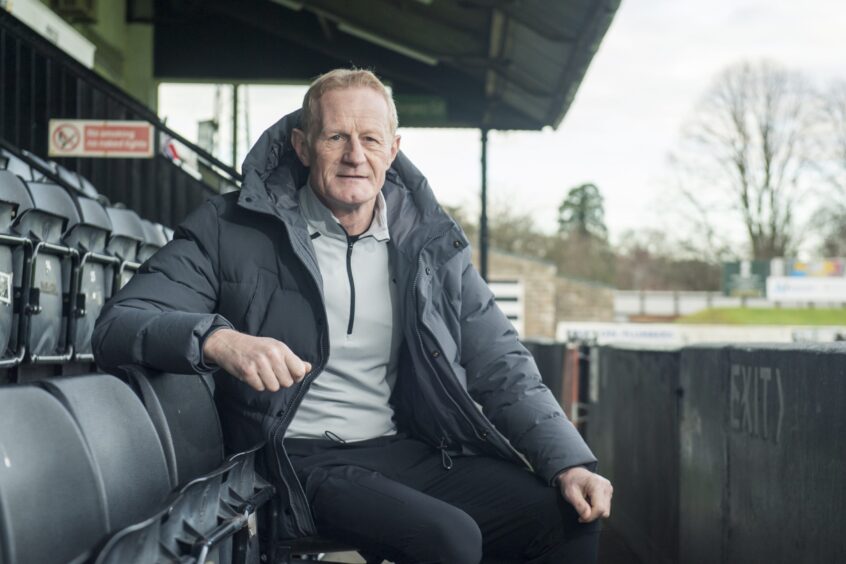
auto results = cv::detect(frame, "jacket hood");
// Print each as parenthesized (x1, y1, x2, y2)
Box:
(240, 109, 308, 210)
(238, 109, 464, 250)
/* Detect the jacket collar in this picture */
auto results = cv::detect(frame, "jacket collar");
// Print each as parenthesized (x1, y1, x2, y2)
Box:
(238, 109, 468, 262)
(299, 183, 390, 243)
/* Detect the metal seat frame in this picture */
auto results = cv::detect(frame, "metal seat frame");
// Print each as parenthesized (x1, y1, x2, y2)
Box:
(71, 248, 119, 362)
(25, 238, 79, 363)
(0, 232, 31, 367)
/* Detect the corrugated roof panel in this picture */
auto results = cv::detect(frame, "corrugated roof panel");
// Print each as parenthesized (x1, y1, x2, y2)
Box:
(505, 24, 572, 89)
(152, 0, 620, 130)
(499, 85, 549, 124)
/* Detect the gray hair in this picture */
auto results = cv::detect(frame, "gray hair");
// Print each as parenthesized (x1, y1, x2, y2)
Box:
(300, 68, 398, 141)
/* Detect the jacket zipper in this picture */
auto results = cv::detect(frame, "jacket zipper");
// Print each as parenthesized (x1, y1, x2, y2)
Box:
(411, 255, 480, 441)
(246, 200, 522, 527)
(420, 320, 527, 463)
(422, 322, 529, 469)
(345, 235, 358, 335)
(412, 252, 529, 470)
(267, 223, 331, 535)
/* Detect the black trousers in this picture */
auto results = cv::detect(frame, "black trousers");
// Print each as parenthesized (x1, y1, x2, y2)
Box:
(286, 434, 600, 564)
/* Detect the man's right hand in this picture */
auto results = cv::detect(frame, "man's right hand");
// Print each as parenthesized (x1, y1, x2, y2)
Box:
(203, 328, 312, 392)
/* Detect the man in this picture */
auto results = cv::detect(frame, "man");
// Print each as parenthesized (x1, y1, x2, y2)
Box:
(93, 69, 612, 563)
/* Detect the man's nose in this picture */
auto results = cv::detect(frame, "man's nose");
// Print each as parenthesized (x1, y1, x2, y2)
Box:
(342, 137, 366, 165)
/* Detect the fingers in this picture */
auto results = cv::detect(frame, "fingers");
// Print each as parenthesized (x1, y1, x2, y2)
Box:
(580, 476, 614, 523)
(256, 356, 282, 392)
(212, 331, 312, 392)
(269, 344, 313, 388)
(239, 367, 266, 392)
(600, 483, 613, 519)
(559, 469, 614, 524)
(580, 500, 604, 524)
(564, 484, 593, 522)
(284, 351, 312, 383)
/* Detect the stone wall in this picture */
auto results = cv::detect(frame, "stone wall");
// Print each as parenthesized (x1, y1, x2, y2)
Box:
(471, 248, 614, 339)
(556, 276, 615, 322)
(472, 248, 557, 339)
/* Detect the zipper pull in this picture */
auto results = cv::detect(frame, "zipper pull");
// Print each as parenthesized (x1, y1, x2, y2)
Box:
(438, 436, 453, 470)
(324, 430, 347, 444)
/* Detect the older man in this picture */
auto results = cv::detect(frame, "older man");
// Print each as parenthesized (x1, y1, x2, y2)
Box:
(93, 69, 612, 563)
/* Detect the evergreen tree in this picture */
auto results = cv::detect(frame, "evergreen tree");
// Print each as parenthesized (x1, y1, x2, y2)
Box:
(557, 183, 608, 240)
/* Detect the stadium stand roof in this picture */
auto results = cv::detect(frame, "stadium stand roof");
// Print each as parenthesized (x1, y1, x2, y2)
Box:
(149, 0, 621, 130)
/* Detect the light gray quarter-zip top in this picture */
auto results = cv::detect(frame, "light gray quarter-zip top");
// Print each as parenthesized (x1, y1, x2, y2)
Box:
(285, 185, 401, 442)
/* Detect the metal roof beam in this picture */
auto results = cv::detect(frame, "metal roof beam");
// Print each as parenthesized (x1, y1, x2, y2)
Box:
(202, 0, 488, 122)
(547, 0, 620, 127)
(458, 0, 579, 43)
(297, 0, 488, 62)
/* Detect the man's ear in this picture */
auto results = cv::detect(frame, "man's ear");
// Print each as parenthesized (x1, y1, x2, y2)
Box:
(291, 128, 311, 167)
(389, 134, 401, 164)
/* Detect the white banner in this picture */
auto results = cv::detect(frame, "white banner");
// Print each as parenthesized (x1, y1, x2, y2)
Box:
(766, 276, 846, 302)
(556, 322, 803, 346)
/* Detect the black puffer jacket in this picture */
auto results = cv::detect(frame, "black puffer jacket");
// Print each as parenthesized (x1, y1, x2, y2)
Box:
(92, 110, 596, 538)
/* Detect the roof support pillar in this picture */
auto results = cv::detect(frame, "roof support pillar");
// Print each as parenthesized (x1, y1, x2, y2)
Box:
(232, 83, 239, 170)
(480, 127, 489, 281)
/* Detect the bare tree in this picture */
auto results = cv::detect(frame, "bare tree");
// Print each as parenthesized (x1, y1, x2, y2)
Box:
(445, 202, 721, 290)
(443, 199, 551, 259)
(613, 229, 721, 291)
(818, 81, 846, 191)
(670, 60, 818, 260)
(445, 198, 617, 285)
(815, 81, 846, 255)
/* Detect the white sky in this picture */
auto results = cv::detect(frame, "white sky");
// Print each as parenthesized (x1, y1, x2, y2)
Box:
(158, 0, 846, 244)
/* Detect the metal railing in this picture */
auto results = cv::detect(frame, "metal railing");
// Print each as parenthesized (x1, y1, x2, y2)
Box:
(0, 8, 241, 227)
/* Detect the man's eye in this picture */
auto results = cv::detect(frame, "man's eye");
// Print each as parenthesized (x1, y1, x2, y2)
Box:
(329, 134, 343, 141)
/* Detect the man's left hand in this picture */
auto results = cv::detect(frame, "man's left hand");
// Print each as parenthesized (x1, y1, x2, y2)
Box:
(556, 466, 613, 523)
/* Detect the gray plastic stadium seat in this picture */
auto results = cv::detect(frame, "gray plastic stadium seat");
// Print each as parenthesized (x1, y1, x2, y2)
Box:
(15, 180, 80, 362)
(51, 162, 100, 200)
(137, 218, 169, 263)
(94, 507, 167, 564)
(18, 152, 100, 200)
(0, 148, 33, 181)
(64, 197, 117, 360)
(104, 206, 145, 261)
(67, 196, 112, 250)
(40, 374, 172, 532)
(224, 443, 271, 507)
(97, 446, 274, 564)
(21, 180, 80, 238)
(0, 386, 108, 563)
(105, 206, 146, 289)
(131, 370, 225, 488)
(0, 171, 35, 219)
(20, 150, 51, 181)
(218, 444, 274, 564)
(0, 172, 34, 366)
(160, 463, 233, 563)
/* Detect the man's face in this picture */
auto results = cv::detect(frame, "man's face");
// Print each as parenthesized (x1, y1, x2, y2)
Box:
(293, 87, 400, 214)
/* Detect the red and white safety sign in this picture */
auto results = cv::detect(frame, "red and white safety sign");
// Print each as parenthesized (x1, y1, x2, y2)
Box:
(48, 119, 154, 158)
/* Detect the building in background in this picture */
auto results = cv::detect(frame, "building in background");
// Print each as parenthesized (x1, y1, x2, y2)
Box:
(473, 248, 614, 340)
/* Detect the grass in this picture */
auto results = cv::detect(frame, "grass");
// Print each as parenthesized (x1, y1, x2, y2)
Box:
(677, 307, 846, 326)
